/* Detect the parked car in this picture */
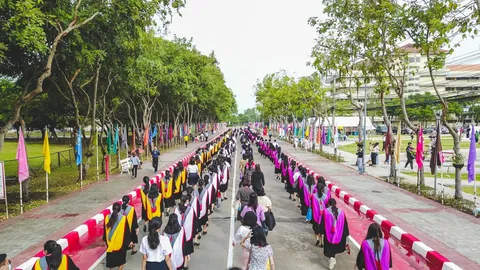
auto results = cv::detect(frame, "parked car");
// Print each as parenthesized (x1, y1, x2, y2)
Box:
(402, 127, 413, 135)
(376, 125, 387, 135)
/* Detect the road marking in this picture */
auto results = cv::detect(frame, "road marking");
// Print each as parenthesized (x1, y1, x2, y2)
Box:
(88, 217, 142, 270)
(226, 144, 239, 269)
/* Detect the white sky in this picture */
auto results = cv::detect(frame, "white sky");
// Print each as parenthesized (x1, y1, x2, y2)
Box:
(167, 0, 480, 113)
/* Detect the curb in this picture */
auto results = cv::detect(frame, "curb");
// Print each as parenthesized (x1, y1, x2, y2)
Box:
(14, 129, 229, 270)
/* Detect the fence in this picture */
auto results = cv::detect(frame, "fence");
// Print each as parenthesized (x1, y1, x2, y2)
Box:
(2, 149, 74, 180)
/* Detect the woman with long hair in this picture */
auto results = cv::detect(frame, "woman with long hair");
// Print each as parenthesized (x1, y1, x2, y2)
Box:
(240, 226, 276, 270)
(302, 173, 317, 219)
(177, 195, 195, 269)
(197, 177, 209, 240)
(286, 159, 296, 201)
(218, 156, 230, 200)
(173, 167, 183, 201)
(295, 166, 307, 213)
(356, 223, 392, 270)
(140, 176, 151, 232)
(280, 154, 288, 184)
(251, 164, 265, 194)
(33, 240, 79, 270)
(163, 214, 185, 269)
(103, 202, 131, 270)
(139, 217, 174, 270)
(273, 147, 281, 180)
(121, 195, 139, 255)
(320, 198, 350, 270)
(312, 183, 328, 247)
(145, 184, 163, 224)
(240, 193, 266, 228)
(161, 170, 175, 216)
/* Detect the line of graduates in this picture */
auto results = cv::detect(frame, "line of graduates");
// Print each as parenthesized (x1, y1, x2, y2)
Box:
(100, 129, 237, 270)
(247, 128, 392, 270)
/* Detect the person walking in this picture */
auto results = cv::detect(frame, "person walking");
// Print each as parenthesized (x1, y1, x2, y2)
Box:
(33, 241, 79, 270)
(184, 134, 189, 147)
(240, 226, 276, 270)
(356, 144, 364, 175)
(370, 142, 379, 166)
(151, 146, 160, 173)
(320, 198, 350, 270)
(131, 153, 140, 179)
(205, 131, 209, 142)
(405, 142, 415, 170)
(103, 202, 131, 270)
(251, 164, 265, 194)
(356, 223, 392, 270)
(139, 217, 174, 270)
(233, 211, 257, 269)
(0, 254, 11, 270)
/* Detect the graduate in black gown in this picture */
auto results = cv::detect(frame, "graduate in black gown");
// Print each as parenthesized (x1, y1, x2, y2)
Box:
(103, 202, 131, 269)
(320, 198, 350, 270)
(121, 195, 139, 255)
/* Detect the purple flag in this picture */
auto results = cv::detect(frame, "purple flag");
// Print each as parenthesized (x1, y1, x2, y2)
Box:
(467, 125, 476, 183)
(16, 128, 29, 183)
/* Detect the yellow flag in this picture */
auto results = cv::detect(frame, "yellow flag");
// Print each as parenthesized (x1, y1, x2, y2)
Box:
(43, 130, 51, 174)
(395, 121, 402, 164)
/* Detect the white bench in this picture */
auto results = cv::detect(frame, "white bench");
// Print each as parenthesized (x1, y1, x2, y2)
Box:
(120, 158, 132, 174)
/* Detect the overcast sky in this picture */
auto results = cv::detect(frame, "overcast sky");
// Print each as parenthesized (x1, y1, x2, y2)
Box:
(167, 0, 480, 114)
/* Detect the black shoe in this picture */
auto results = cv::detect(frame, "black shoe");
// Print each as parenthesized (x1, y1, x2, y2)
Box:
(202, 231, 207, 235)
(131, 250, 138, 255)
(320, 244, 324, 248)
(315, 240, 320, 246)
(194, 242, 200, 246)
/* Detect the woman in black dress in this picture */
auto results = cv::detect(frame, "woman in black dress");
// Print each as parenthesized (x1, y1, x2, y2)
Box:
(121, 195, 139, 254)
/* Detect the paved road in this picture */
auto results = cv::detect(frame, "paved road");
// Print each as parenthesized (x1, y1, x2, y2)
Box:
(277, 139, 480, 269)
(0, 138, 221, 267)
(93, 139, 357, 270)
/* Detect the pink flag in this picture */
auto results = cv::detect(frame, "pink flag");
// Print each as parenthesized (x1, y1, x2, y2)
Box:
(16, 128, 29, 183)
(415, 126, 424, 169)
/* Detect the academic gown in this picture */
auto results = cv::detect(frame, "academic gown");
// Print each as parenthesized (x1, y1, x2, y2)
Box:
(32, 254, 79, 270)
(311, 193, 328, 234)
(286, 166, 295, 194)
(320, 208, 349, 258)
(121, 205, 139, 244)
(160, 176, 176, 208)
(356, 238, 392, 270)
(198, 187, 209, 226)
(164, 230, 185, 270)
(179, 206, 195, 256)
(218, 164, 230, 193)
(173, 172, 183, 200)
(141, 187, 149, 221)
(103, 214, 131, 268)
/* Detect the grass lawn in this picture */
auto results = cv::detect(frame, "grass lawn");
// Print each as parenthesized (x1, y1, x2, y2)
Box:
(0, 140, 186, 222)
(402, 171, 480, 181)
(339, 135, 471, 155)
(462, 186, 479, 195)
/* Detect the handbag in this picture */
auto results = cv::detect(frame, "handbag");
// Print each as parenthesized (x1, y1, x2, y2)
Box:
(306, 207, 312, 222)
(264, 210, 276, 231)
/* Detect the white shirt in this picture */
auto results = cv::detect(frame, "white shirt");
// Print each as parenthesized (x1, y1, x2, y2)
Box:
(139, 234, 173, 262)
(233, 225, 251, 246)
(187, 164, 198, 174)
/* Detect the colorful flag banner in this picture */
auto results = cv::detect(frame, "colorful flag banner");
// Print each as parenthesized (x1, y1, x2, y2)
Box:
(16, 128, 29, 183)
(416, 126, 424, 169)
(468, 125, 476, 183)
(113, 125, 119, 154)
(107, 128, 112, 154)
(395, 121, 402, 164)
(43, 130, 51, 174)
(75, 128, 82, 166)
(429, 122, 443, 174)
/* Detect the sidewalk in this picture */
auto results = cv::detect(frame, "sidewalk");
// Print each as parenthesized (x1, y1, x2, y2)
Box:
(0, 139, 215, 267)
(320, 141, 479, 204)
(277, 140, 480, 269)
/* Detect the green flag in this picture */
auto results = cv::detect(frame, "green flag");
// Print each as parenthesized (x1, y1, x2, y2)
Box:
(113, 125, 119, 154)
(107, 128, 112, 154)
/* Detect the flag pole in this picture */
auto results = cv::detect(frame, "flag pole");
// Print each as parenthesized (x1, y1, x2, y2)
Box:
(19, 182, 23, 214)
(441, 164, 444, 205)
(46, 171, 49, 203)
(80, 162, 83, 189)
(96, 131, 99, 181)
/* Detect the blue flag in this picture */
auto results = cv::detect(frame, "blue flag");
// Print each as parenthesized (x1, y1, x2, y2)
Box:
(75, 128, 82, 165)
(152, 125, 158, 139)
(148, 126, 153, 144)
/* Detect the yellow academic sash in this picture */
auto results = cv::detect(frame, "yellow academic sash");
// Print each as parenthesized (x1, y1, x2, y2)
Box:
(197, 162, 202, 174)
(140, 189, 147, 213)
(174, 174, 182, 194)
(147, 195, 162, 220)
(104, 215, 127, 253)
(181, 169, 186, 184)
(207, 151, 211, 161)
(34, 254, 68, 270)
(161, 178, 174, 199)
(124, 206, 135, 231)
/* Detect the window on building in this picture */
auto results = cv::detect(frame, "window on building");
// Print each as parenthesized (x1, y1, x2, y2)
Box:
(416, 57, 421, 62)
(409, 57, 416, 63)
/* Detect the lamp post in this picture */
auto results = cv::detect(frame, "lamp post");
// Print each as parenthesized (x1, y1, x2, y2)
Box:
(332, 73, 337, 158)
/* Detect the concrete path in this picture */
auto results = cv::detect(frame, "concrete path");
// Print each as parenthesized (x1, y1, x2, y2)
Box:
(0, 140, 213, 267)
(320, 140, 479, 204)
(92, 139, 357, 270)
(277, 140, 480, 269)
